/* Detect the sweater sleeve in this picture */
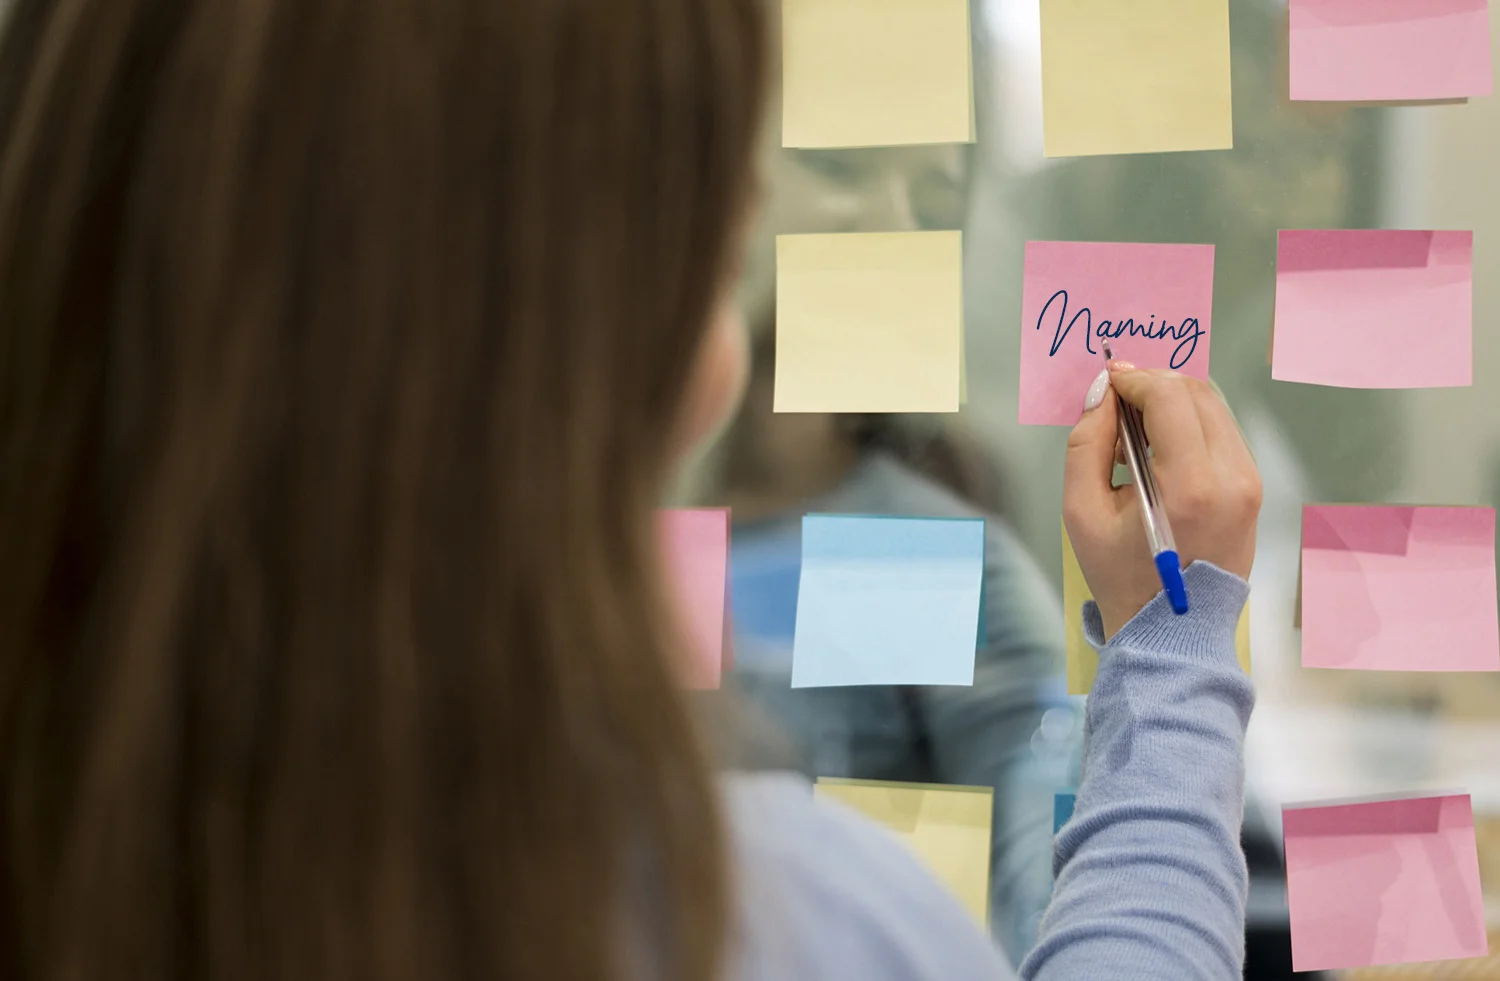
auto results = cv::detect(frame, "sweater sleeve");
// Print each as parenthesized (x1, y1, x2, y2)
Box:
(1020, 561, 1255, 981)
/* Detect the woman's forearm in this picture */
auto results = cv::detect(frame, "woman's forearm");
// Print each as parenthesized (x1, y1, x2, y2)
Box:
(1022, 561, 1254, 981)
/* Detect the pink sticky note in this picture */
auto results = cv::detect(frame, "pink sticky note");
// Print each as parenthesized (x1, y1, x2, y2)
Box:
(1284, 793, 1488, 972)
(1273, 230, 1473, 389)
(1301, 505, 1499, 671)
(1019, 242, 1215, 426)
(1290, 0, 1494, 102)
(657, 508, 731, 689)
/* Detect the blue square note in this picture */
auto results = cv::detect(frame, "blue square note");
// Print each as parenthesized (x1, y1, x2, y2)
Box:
(790, 514, 985, 688)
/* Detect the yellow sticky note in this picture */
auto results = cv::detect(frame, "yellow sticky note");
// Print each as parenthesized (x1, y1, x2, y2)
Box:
(1063, 523, 1250, 694)
(782, 0, 975, 148)
(1040, 0, 1233, 158)
(775, 231, 963, 413)
(816, 778, 992, 925)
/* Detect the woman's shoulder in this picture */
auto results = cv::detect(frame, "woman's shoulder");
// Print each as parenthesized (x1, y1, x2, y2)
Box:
(838, 452, 985, 520)
(720, 771, 1016, 981)
(841, 454, 1031, 557)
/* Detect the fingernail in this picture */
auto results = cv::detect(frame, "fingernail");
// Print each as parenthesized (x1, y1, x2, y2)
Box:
(1108, 359, 1137, 373)
(1082, 368, 1111, 412)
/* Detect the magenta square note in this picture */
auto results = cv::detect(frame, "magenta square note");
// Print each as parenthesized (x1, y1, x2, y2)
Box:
(1300, 505, 1499, 671)
(1284, 793, 1488, 972)
(1019, 241, 1215, 426)
(1273, 230, 1473, 389)
(1289, 0, 1494, 102)
(657, 508, 730, 689)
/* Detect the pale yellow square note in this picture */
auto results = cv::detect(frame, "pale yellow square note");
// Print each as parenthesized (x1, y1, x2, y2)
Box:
(782, 0, 975, 148)
(815, 778, 992, 925)
(1063, 523, 1250, 694)
(1040, 0, 1233, 158)
(775, 231, 963, 413)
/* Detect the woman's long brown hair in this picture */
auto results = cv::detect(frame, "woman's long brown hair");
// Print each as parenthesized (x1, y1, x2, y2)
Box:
(0, 1, 766, 978)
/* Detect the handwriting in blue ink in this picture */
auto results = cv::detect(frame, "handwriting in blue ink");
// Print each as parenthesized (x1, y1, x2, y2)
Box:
(1038, 289, 1204, 370)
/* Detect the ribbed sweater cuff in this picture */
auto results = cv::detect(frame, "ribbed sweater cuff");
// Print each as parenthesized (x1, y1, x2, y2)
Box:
(1082, 561, 1249, 666)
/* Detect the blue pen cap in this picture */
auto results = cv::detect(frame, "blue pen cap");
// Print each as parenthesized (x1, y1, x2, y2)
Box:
(1155, 550, 1190, 615)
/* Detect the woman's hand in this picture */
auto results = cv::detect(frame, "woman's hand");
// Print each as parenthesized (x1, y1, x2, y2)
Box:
(1063, 363, 1262, 639)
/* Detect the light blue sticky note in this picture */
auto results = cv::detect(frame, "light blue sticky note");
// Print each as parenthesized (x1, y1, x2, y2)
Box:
(1054, 791, 1077, 835)
(791, 514, 985, 688)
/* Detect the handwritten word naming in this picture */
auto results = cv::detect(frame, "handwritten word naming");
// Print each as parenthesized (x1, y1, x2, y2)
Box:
(1037, 289, 1204, 369)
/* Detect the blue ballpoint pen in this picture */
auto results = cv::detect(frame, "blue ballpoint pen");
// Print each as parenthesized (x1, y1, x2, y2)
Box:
(1101, 340, 1189, 615)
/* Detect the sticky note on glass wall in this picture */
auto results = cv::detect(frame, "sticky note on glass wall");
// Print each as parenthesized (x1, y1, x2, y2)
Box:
(1273, 230, 1473, 389)
(1063, 523, 1249, 694)
(775, 231, 964, 413)
(1283, 792, 1488, 972)
(781, 0, 974, 148)
(1039, 0, 1233, 157)
(792, 514, 984, 687)
(1053, 792, 1076, 835)
(1289, 0, 1493, 102)
(658, 508, 731, 689)
(1300, 505, 1499, 672)
(1020, 241, 1215, 427)
(816, 778, 992, 924)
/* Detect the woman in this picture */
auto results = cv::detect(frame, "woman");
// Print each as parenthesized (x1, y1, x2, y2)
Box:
(0, 1, 1261, 980)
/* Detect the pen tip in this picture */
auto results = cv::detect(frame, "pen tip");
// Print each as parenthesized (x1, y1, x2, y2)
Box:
(1101, 339, 1115, 361)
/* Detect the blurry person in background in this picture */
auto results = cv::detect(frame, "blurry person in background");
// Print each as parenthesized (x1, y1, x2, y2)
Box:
(695, 81, 1080, 963)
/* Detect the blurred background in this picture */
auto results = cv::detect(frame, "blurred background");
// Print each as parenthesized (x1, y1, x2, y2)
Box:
(693, 0, 1500, 977)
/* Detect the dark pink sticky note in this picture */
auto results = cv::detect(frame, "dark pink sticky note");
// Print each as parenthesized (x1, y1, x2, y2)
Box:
(1301, 505, 1499, 671)
(657, 508, 730, 689)
(1284, 793, 1488, 972)
(1290, 0, 1494, 102)
(1019, 241, 1215, 426)
(1273, 230, 1473, 389)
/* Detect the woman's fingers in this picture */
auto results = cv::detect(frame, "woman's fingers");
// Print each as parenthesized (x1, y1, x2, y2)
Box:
(1191, 380, 1257, 474)
(1105, 365, 1208, 473)
(1064, 364, 1263, 637)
